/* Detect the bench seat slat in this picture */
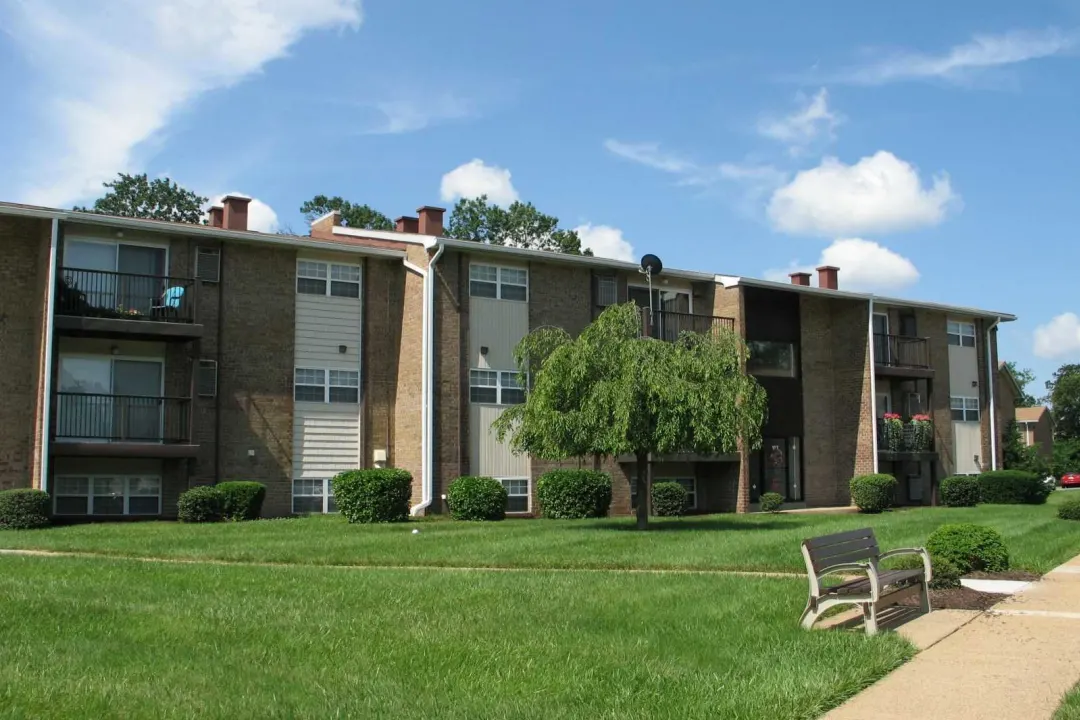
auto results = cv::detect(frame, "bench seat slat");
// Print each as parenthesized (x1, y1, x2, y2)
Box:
(803, 528, 876, 550)
(810, 547, 880, 571)
(826, 569, 923, 596)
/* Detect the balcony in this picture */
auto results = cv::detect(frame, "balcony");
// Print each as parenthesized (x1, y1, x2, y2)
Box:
(54, 268, 203, 341)
(51, 393, 198, 458)
(877, 417, 937, 461)
(873, 333, 933, 378)
(640, 309, 736, 342)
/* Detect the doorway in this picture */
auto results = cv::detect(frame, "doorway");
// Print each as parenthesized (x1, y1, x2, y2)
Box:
(57, 356, 164, 442)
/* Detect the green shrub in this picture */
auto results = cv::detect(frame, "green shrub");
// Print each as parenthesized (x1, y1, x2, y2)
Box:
(447, 476, 507, 521)
(536, 470, 611, 519)
(926, 524, 1009, 575)
(759, 492, 784, 513)
(883, 552, 961, 590)
(216, 481, 266, 521)
(1058, 496, 1080, 521)
(978, 469, 1050, 505)
(940, 476, 980, 507)
(0, 489, 50, 530)
(333, 469, 413, 523)
(651, 481, 688, 517)
(177, 486, 225, 523)
(849, 474, 897, 513)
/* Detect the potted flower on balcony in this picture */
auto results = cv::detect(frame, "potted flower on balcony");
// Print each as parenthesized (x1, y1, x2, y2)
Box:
(910, 414, 933, 452)
(882, 412, 904, 452)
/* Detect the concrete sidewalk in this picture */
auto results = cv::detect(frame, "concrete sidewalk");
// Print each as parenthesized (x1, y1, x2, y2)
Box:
(825, 553, 1080, 720)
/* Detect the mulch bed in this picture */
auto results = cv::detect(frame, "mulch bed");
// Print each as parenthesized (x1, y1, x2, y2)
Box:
(925, 587, 1003, 611)
(966, 570, 1041, 582)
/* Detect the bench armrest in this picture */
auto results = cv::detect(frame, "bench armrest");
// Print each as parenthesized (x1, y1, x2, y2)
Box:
(878, 547, 933, 584)
(812, 562, 881, 601)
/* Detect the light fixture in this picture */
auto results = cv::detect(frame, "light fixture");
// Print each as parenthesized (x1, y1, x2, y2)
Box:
(338, 345, 347, 354)
(480, 346, 489, 356)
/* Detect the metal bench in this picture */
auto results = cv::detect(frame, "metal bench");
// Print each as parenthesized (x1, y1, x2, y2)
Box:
(800, 527, 932, 635)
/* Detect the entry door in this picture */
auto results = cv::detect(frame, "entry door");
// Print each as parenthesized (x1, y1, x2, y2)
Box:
(629, 287, 690, 339)
(112, 360, 163, 441)
(57, 357, 112, 441)
(873, 313, 890, 364)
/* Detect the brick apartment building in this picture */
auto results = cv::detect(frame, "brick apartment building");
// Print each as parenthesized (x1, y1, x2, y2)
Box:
(0, 199, 1015, 519)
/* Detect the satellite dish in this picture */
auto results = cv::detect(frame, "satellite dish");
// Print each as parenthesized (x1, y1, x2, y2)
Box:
(640, 254, 663, 276)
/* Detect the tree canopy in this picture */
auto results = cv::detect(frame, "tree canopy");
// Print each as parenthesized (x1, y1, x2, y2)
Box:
(1003, 361, 1039, 407)
(446, 195, 591, 255)
(74, 173, 207, 224)
(1047, 363, 1080, 441)
(492, 303, 767, 528)
(300, 195, 393, 231)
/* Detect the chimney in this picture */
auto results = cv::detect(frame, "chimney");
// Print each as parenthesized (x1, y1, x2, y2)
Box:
(208, 205, 224, 228)
(816, 265, 839, 290)
(789, 271, 811, 286)
(416, 206, 445, 236)
(395, 216, 420, 234)
(222, 194, 251, 231)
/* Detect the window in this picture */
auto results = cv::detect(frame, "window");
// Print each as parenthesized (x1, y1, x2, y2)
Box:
(53, 476, 161, 516)
(951, 396, 980, 422)
(630, 477, 696, 510)
(297, 261, 360, 298)
(294, 368, 326, 402)
(470, 369, 525, 405)
(500, 478, 529, 513)
(746, 341, 797, 378)
(196, 359, 218, 398)
(328, 370, 360, 403)
(947, 321, 976, 347)
(294, 368, 359, 403)
(196, 247, 221, 282)
(595, 275, 617, 307)
(469, 264, 528, 301)
(292, 478, 336, 514)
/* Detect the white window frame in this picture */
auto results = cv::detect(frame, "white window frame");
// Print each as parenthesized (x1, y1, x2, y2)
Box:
(292, 478, 337, 514)
(498, 477, 530, 514)
(469, 263, 529, 302)
(53, 475, 162, 516)
(469, 369, 525, 405)
(950, 396, 980, 422)
(947, 320, 976, 347)
(296, 260, 361, 298)
(294, 368, 360, 404)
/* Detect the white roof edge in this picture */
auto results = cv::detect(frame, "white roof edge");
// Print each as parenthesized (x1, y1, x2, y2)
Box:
(331, 225, 431, 245)
(311, 209, 340, 225)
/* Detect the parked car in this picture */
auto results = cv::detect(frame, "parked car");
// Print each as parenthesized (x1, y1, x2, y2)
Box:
(1062, 473, 1080, 489)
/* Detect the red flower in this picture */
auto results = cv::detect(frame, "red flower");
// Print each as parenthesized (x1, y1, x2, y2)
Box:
(883, 412, 902, 421)
(911, 414, 932, 423)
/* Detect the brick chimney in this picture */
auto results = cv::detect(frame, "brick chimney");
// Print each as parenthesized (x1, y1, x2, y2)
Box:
(208, 205, 224, 228)
(395, 216, 420, 234)
(222, 194, 251, 231)
(816, 265, 839, 290)
(789, 271, 811, 286)
(416, 206, 445, 236)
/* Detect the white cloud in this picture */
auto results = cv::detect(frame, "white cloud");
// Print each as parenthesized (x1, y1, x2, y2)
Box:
(5, 0, 362, 207)
(440, 159, 520, 207)
(767, 151, 958, 236)
(757, 88, 841, 153)
(764, 238, 920, 292)
(574, 224, 635, 263)
(207, 193, 279, 233)
(1033, 313, 1080, 359)
(365, 94, 472, 135)
(603, 139, 697, 174)
(839, 28, 1075, 85)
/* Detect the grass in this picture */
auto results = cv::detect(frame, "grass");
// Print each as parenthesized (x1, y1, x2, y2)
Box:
(1058, 682, 1080, 720)
(3, 492, 1079, 573)
(0, 555, 913, 720)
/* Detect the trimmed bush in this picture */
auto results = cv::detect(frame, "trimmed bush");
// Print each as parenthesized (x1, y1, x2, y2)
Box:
(216, 481, 266, 521)
(849, 474, 898, 513)
(884, 552, 961, 590)
(651, 481, 688, 517)
(1058, 496, 1080, 521)
(759, 492, 784, 513)
(177, 486, 225, 523)
(536, 470, 612, 519)
(447, 476, 508, 521)
(926, 524, 1009, 575)
(0, 489, 50, 530)
(333, 469, 412, 524)
(940, 476, 980, 507)
(978, 469, 1051, 505)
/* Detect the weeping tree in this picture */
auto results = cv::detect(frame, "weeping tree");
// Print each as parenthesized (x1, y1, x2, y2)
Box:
(493, 303, 767, 529)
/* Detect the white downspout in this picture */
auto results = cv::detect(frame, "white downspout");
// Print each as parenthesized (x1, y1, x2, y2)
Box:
(410, 242, 445, 516)
(39, 218, 59, 493)
(868, 298, 879, 473)
(986, 317, 1001, 471)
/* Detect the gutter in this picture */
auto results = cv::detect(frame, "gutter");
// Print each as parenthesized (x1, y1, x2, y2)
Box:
(39, 218, 60, 492)
(868, 298, 879, 473)
(986, 317, 1002, 471)
(409, 241, 445, 516)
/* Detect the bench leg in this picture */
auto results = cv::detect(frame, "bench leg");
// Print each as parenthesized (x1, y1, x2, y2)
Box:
(862, 602, 878, 636)
(920, 580, 932, 615)
(800, 599, 818, 630)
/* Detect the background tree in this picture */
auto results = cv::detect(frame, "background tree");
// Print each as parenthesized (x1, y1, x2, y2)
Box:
(446, 195, 591, 255)
(1003, 361, 1039, 407)
(493, 303, 767, 529)
(74, 173, 207, 223)
(300, 195, 393, 230)
(1002, 420, 1050, 478)
(1047, 363, 1080, 441)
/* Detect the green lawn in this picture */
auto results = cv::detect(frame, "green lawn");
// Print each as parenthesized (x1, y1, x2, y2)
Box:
(3, 492, 1079, 573)
(0, 555, 912, 720)
(1057, 682, 1080, 720)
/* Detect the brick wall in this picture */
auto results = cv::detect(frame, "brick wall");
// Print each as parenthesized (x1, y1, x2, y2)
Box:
(978, 319, 1004, 470)
(917, 309, 954, 481)
(711, 284, 753, 511)
(387, 248, 423, 498)
(432, 250, 468, 510)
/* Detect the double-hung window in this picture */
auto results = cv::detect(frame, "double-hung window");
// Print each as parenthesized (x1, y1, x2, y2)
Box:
(53, 476, 161, 516)
(500, 478, 530, 513)
(951, 397, 980, 422)
(297, 261, 361, 298)
(947, 321, 976, 347)
(328, 370, 360, 403)
(470, 369, 525, 405)
(292, 478, 337, 514)
(294, 368, 360, 403)
(469, 264, 528, 301)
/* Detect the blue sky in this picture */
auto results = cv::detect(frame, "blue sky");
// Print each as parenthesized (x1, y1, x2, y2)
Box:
(2, 0, 1079, 390)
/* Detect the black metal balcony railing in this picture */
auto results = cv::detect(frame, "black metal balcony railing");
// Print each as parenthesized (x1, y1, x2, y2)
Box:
(54, 393, 192, 444)
(641, 309, 737, 342)
(873, 333, 930, 369)
(56, 268, 197, 324)
(877, 418, 935, 453)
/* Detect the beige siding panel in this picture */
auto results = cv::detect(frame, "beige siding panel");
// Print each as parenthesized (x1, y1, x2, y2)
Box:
(469, 404, 529, 477)
(292, 404, 360, 479)
(468, 297, 529, 370)
(952, 421, 983, 475)
(948, 345, 978, 395)
(294, 294, 362, 367)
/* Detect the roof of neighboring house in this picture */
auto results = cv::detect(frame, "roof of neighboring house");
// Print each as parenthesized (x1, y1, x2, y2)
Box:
(1016, 406, 1052, 425)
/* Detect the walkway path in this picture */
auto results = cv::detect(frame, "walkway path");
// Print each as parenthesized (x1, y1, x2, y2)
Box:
(825, 552, 1080, 720)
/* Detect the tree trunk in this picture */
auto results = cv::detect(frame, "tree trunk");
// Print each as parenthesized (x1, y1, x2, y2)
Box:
(735, 436, 751, 513)
(636, 452, 650, 530)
